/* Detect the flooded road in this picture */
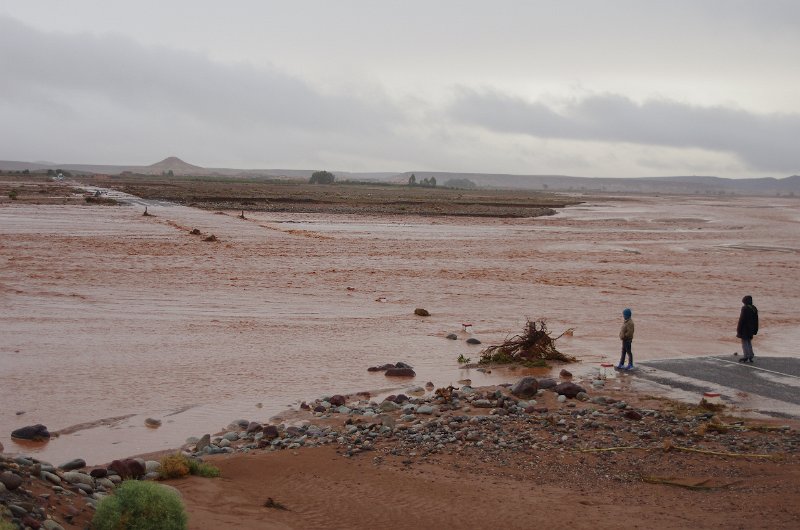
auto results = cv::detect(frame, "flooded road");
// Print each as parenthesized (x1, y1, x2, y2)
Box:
(1, 193, 798, 463)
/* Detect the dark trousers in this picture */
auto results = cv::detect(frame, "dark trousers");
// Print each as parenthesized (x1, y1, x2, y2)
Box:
(741, 338, 755, 360)
(619, 340, 633, 366)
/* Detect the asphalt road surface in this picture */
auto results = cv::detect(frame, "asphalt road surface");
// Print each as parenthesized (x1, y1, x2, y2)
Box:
(637, 356, 800, 418)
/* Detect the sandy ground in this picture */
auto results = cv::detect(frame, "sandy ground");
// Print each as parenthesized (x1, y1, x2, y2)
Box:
(1, 186, 799, 465)
(173, 445, 800, 530)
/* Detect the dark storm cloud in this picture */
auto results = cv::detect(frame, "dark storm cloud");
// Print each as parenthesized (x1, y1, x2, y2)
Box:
(449, 89, 800, 173)
(0, 16, 398, 148)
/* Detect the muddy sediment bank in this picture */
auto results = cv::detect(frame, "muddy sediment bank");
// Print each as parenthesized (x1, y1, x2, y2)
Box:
(2, 374, 799, 529)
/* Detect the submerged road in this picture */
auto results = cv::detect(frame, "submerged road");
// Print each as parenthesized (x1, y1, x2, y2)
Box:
(637, 356, 800, 418)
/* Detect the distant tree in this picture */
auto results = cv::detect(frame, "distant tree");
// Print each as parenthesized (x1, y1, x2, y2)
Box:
(421, 177, 430, 186)
(429, 176, 436, 187)
(309, 170, 335, 184)
(47, 169, 55, 176)
(408, 174, 416, 186)
(443, 178, 476, 189)
(167, 169, 174, 177)
(22, 169, 30, 174)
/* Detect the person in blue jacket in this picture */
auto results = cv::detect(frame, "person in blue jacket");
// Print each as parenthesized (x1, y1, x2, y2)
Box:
(618, 308, 634, 370)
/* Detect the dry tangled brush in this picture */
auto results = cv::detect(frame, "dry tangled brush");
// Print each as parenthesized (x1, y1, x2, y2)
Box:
(480, 319, 576, 364)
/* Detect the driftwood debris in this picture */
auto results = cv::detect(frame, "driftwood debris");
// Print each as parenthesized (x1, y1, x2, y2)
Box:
(480, 319, 576, 364)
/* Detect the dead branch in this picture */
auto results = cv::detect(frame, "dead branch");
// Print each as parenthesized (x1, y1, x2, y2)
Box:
(480, 319, 576, 364)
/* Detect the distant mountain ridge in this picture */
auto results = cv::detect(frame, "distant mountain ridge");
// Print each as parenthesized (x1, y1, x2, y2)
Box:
(1, 157, 798, 196)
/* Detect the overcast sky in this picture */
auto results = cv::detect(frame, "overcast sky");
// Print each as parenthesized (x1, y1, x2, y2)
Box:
(2, 1, 799, 177)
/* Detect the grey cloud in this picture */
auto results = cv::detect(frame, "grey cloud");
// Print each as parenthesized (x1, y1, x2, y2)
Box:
(449, 89, 800, 173)
(0, 16, 398, 141)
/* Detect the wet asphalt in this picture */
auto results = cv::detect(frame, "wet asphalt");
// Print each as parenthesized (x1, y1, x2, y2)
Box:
(636, 356, 800, 414)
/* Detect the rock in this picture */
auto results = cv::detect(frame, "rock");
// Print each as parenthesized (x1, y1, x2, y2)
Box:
(379, 400, 400, 412)
(223, 431, 239, 441)
(624, 410, 643, 421)
(557, 395, 567, 403)
(89, 468, 108, 479)
(510, 377, 539, 398)
(145, 417, 162, 428)
(553, 382, 586, 398)
(59, 458, 86, 471)
(0, 471, 23, 490)
(473, 399, 493, 408)
(262, 425, 280, 439)
(395, 362, 414, 369)
(0, 441, 3, 452)
(576, 391, 590, 401)
(63, 471, 94, 486)
(368, 363, 396, 372)
(11, 424, 50, 441)
(246, 422, 263, 434)
(466, 338, 481, 345)
(195, 434, 212, 452)
(425, 381, 434, 389)
(41, 471, 61, 485)
(446, 333, 458, 340)
(108, 459, 145, 480)
(417, 405, 435, 415)
(329, 395, 346, 407)
(559, 369, 572, 378)
(8, 505, 26, 517)
(537, 378, 558, 390)
(22, 515, 41, 529)
(385, 367, 416, 377)
(145, 461, 160, 474)
(414, 308, 430, 316)
(44, 520, 65, 530)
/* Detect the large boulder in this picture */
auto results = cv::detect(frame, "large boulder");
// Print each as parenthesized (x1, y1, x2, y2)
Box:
(368, 364, 396, 372)
(510, 377, 539, 398)
(195, 434, 211, 452)
(59, 458, 87, 472)
(262, 425, 280, 440)
(329, 395, 346, 407)
(552, 382, 586, 399)
(11, 424, 50, 441)
(537, 378, 558, 390)
(0, 471, 23, 491)
(385, 367, 416, 377)
(108, 458, 146, 480)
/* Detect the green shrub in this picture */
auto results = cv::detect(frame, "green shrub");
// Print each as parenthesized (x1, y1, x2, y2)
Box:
(8, 190, 18, 200)
(92, 480, 188, 530)
(187, 459, 220, 478)
(0, 507, 17, 530)
(159, 453, 190, 480)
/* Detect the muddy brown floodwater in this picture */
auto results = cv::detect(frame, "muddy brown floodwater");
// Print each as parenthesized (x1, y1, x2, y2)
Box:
(1, 192, 798, 464)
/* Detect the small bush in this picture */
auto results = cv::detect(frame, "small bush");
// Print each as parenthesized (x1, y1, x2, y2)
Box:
(159, 452, 220, 479)
(187, 459, 220, 478)
(92, 480, 188, 530)
(8, 190, 18, 200)
(0, 517, 17, 530)
(159, 453, 191, 479)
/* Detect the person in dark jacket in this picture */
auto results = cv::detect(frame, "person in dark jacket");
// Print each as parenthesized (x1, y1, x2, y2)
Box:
(737, 295, 759, 363)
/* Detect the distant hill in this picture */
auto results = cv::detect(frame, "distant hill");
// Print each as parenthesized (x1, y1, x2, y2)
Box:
(0, 157, 798, 196)
(148, 156, 205, 173)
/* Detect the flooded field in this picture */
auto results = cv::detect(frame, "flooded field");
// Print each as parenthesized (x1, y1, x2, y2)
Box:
(1, 190, 798, 464)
